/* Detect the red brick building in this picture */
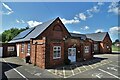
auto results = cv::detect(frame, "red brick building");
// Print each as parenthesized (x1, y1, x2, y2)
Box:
(0, 43, 16, 57)
(86, 32, 112, 54)
(9, 17, 111, 69)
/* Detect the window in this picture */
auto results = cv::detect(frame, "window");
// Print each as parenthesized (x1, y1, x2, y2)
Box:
(94, 44, 98, 51)
(84, 46, 89, 53)
(8, 47, 14, 51)
(53, 46, 61, 59)
(27, 43, 30, 53)
(68, 48, 76, 56)
(107, 45, 109, 49)
(21, 43, 24, 53)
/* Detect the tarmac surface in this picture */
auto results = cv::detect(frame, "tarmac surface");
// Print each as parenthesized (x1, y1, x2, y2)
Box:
(0, 53, 120, 80)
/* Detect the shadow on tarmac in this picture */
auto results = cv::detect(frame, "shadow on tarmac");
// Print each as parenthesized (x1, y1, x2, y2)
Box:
(1, 61, 22, 80)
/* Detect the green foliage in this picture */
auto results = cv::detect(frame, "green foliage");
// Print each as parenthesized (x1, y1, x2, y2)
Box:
(112, 45, 120, 51)
(2, 27, 29, 43)
(115, 39, 120, 42)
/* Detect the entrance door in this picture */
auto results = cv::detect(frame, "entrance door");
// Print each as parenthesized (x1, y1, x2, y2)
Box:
(68, 48, 76, 62)
(17, 44, 19, 56)
(0, 47, 3, 57)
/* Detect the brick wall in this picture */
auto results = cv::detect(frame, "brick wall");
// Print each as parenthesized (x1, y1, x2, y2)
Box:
(65, 38, 83, 62)
(82, 40, 93, 60)
(35, 18, 70, 68)
(48, 41, 64, 68)
(30, 37, 45, 69)
(2, 43, 16, 57)
(100, 33, 112, 53)
(18, 42, 29, 59)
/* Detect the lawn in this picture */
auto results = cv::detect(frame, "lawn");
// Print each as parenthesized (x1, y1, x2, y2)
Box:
(112, 45, 120, 51)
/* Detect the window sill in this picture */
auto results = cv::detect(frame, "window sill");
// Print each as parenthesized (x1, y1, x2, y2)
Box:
(53, 57, 61, 59)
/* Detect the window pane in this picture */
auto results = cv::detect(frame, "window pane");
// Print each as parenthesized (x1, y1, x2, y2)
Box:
(84, 46, 89, 53)
(54, 47, 56, 50)
(8, 47, 14, 51)
(53, 46, 61, 59)
(58, 47, 60, 49)
(21, 43, 24, 53)
(57, 53, 60, 57)
(27, 43, 30, 53)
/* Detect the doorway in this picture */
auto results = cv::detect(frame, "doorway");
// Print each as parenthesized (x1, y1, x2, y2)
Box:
(68, 48, 76, 62)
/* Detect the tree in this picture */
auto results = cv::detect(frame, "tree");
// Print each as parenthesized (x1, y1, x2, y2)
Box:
(2, 27, 29, 43)
(115, 39, 120, 43)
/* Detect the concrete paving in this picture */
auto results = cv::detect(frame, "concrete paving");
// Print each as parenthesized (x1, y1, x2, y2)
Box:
(1, 53, 120, 79)
(1, 57, 59, 80)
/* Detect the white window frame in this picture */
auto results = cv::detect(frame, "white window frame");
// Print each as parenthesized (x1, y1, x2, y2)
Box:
(27, 43, 30, 54)
(107, 45, 109, 49)
(94, 44, 98, 51)
(21, 43, 24, 53)
(8, 46, 14, 51)
(84, 46, 89, 53)
(53, 46, 61, 59)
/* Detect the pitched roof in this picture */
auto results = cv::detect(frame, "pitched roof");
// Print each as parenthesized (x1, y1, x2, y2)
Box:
(12, 27, 35, 40)
(70, 33, 87, 40)
(85, 32, 107, 41)
(9, 17, 57, 43)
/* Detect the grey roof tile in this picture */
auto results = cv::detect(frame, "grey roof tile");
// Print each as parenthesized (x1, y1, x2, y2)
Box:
(70, 33, 87, 40)
(85, 32, 107, 41)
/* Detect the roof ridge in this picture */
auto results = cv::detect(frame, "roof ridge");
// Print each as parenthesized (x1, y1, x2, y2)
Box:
(85, 32, 107, 35)
(30, 17, 58, 28)
(70, 32, 85, 35)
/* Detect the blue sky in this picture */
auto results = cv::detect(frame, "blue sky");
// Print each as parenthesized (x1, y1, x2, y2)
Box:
(1, 2, 120, 42)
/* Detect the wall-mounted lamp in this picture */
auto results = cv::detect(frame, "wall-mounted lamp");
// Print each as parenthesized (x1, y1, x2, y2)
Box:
(73, 44, 76, 47)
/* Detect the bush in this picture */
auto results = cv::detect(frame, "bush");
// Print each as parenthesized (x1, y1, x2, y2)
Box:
(64, 59, 71, 65)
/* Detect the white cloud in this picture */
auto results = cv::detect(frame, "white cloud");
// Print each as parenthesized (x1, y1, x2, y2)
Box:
(92, 6, 100, 13)
(81, 26, 89, 30)
(84, 26, 89, 30)
(109, 26, 120, 34)
(27, 21, 42, 27)
(16, 19, 20, 23)
(2, 3, 13, 15)
(72, 31, 81, 34)
(79, 13, 87, 21)
(86, 10, 93, 18)
(75, 2, 103, 21)
(88, 6, 100, 13)
(2, 3, 12, 11)
(61, 18, 80, 25)
(16, 19, 25, 23)
(95, 29, 104, 33)
(108, 2, 120, 15)
(97, 2, 104, 6)
(74, 16, 78, 20)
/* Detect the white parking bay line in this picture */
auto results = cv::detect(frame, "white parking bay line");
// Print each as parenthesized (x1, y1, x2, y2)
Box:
(99, 68, 120, 79)
(81, 63, 88, 70)
(75, 64, 81, 73)
(3, 59, 28, 80)
(63, 67, 66, 78)
(55, 69, 57, 75)
(70, 66, 75, 75)
(109, 64, 120, 68)
(87, 63, 93, 69)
